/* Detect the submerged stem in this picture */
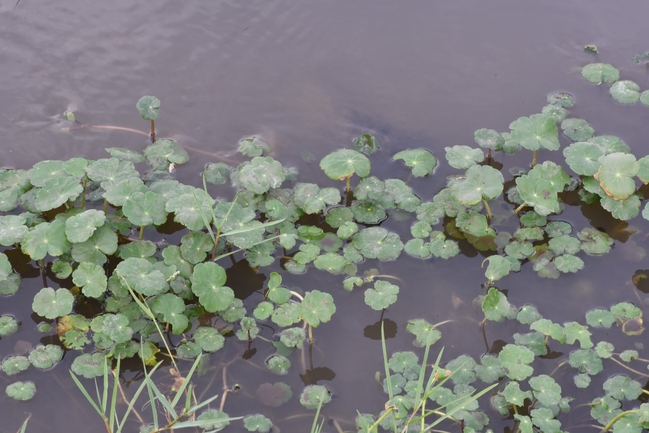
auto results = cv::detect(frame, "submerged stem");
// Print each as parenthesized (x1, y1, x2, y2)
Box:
(138, 225, 144, 240)
(150, 119, 156, 140)
(81, 176, 87, 209)
(531, 150, 537, 167)
(308, 324, 314, 343)
(514, 203, 526, 214)
(482, 198, 493, 219)
(345, 177, 351, 193)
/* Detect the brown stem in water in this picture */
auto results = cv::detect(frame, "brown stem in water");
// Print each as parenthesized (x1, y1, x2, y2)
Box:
(531, 150, 537, 168)
(150, 119, 156, 140)
(514, 203, 526, 214)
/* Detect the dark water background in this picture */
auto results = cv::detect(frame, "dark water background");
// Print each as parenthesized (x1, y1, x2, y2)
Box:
(2, 1, 649, 431)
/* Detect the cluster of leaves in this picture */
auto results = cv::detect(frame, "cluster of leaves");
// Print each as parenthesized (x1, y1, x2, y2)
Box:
(2, 68, 649, 433)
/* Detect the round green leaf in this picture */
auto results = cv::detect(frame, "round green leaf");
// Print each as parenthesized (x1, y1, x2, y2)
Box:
(601, 194, 641, 220)
(0, 315, 18, 336)
(352, 227, 403, 260)
(237, 157, 285, 194)
(561, 119, 594, 142)
(22, 220, 70, 260)
(0, 215, 27, 246)
(123, 192, 168, 227)
(193, 326, 225, 352)
(32, 287, 73, 319)
(266, 354, 291, 375)
(6, 381, 35, 401)
(105, 147, 145, 164)
(499, 344, 535, 380)
(300, 290, 335, 327)
(65, 209, 106, 243)
(136, 95, 160, 121)
(594, 152, 639, 200)
(529, 375, 562, 406)
(116, 258, 168, 296)
(482, 256, 511, 284)
(180, 231, 213, 264)
(191, 262, 234, 313)
(73, 262, 107, 298)
(563, 142, 605, 176)
(569, 349, 603, 375)
(151, 294, 188, 334)
(610, 80, 640, 104)
(353, 133, 380, 155)
(35, 176, 83, 211)
(581, 63, 619, 84)
(71, 353, 106, 378)
(392, 149, 436, 177)
(603, 375, 643, 401)
(144, 139, 189, 166)
(203, 162, 231, 185)
(28, 344, 63, 369)
(279, 327, 306, 348)
(300, 384, 331, 409)
(445, 145, 484, 169)
(294, 183, 341, 214)
(313, 253, 349, 275)
(2, 355, 29, 375)
(554, 254, 584, 273)
(482, 287, 511, 322)
(406, 318, 441, 347)
(451, 165, 504, 205)
(238, 136, 271, 157)
(515, 176, 560, 216)
(364, 280, 399, 311)
(320, 149, 371, 180)
(509, 114, 559, 152)
(474, 128, 504, 150)
(243, 414, 273, 433)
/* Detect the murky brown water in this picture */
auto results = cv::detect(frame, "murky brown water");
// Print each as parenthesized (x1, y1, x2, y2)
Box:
(2, 1, 649, 431)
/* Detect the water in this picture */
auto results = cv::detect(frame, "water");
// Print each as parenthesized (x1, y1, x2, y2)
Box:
(2, 1, 649, 431)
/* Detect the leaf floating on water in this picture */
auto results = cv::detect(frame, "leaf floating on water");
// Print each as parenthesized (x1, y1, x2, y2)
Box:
(609, 80, 641, 104)
(392, 148, 437, 177)
(581, 63, 619, 84)
(136, 95, 160, 121)
(353, 133, 380, 155)
(320, 149, 371, 180)
(238, 136, 271, 158)
(299, 384, 331, 409)
(5, 381, 36, 401)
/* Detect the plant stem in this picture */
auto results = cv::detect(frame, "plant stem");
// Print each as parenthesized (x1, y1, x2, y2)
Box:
(150, 119, 156, 140)
(345, 177, 351, 193)
(514, 203, 526, 214)
(81, 176, 87, 209)
(482, 198, 492, 219)
(103, 199, 108, 214)
(139, 225, 144, 240)
(531, 150, 537, 167)
(602, 410, 637, 432)
(609, 357, 649, 378)
(308, 324, 314, 343)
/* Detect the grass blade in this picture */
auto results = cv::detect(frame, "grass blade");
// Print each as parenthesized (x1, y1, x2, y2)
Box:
(170, 353, 202, 408)
(69, 370, 106, 420)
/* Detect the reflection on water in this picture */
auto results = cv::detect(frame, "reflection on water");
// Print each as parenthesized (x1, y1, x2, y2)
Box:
(2, 0, 649, 431)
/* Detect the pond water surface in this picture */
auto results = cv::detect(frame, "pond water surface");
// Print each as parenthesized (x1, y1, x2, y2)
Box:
(2, 1, 649, 432)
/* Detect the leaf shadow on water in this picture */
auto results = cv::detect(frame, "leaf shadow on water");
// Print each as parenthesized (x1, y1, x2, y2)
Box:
(363, 318, 397, 340)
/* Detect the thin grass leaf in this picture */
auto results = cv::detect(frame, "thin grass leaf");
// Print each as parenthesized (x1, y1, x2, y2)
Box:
(16, 414, 31, 433)
(69, 370, 106, 420)
(220, 218, 285, 237)
(193, 189, 215, 244)
(184, 383, 192, 413)
(109, 358, 120, 433)
(187, 393, 220, 413)
(145, 373, 159, 429)
(380, 322, 399, 433)
(145, 373, 178, 418)
(212, 235, 281, 261)
(117, 360, 164, 433)
(310, 398, 325, 433)
(172, 416, 243, 429)
(171, 353, 202, 408)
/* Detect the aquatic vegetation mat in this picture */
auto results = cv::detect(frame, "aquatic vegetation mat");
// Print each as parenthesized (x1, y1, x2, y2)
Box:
(2, 58, 649, 432)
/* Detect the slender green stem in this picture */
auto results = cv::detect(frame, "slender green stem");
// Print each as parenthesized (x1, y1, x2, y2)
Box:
(531, 150, 537, 167)
(368, 407, 395, 431)
(514, 203, 526, 214)
(602, 410, 638, 432)
(308, 324, 314, 343)
(609, 357, 649, 378)
(81, 176, 87, 209)
(482, 198, 492, 219)
(138, 225, 144, 240)
(345, 177, 351, 192)
(103, 199, 108, 213)
(64, 202, 70, 209)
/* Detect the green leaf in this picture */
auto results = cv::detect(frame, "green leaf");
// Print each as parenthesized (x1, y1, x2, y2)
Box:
(595, 341, 615, 359)
(530, 407, 561, 433)
(5, 381, 36, 401)
(325, 207, 354, 228)
(594, 153, 639, 200)
(619, 350, 639, 362)
(581, 63, 620, 84)
(445, 145, 484, 169)
(610, 302, 642, 319)
(203, 162, 231, 185)
(300, 384, 331, 409)
(65, 210, 106, 243)
(238, 136, 271, 157)
(509, 114, 559, 152)
(105, 147, 145, 164)
(30, 160, 67, 187)
(406, 318, 441, 347)
(243, 414, 273, 433)
(136, 95, 160, 120)
(574, 374, 591, 388)
(2, 356, 29, 375)
(604, 375, 643, 401)
(554, 254, 584, 273)
(578, 227, 613, 255)
(279, 327, 306, 348)
(73, 262, 107, 298)
(482, 287, 510, 322)
(353, 134, 380, 155)
(610, 80, 641, 104)
(564, 321, 593, 349)
(351, 200, 386, 224)
(404, 238, 431, 259)
(499, 344, 535, 380)
(28, 344, 63, 369)
(293, 183, 340, 214)
(236, 156, 286, 194)
(266, 354, 291, 375)
(517, 305, 542, 325)
(313, 253, 349, 275)
(0, 215, 28, 246)
(101, 314, 133, 343)
(451, 165, 504, 205)
(271, 302, 301, 327)
(482, 256, 511, 284)
(87, 158, 139, 190)
(193, 326, 225, 352)
(514, 332, 547, 356)
(180, 231, 213, 264)
(585, 309, 615, 328)
(352, 227, 403, 260)
(446, 355, 477, 385)
(236, 317, 259, 340)
(529, 375, 562, 406)
(320, 149, 371, 180)
(547, 91, 575, 108)
(0, 315, 18, 336)
(364, 280, 399, 311)
(72, 224, 118, 265)
(151, 293, 188, 334)
(34, 176, 83, 211)
(561, 119, 594, 141)
(300, 290, 335, 327)
(116, 258, 168, 296)
(71, 353, 106, 378)
(165, 186, 214, 231)
(601, 194, 641, 220)
(144, 139, 189, 166)
(196, 409, 231, 431)
(123, 192, 168, 227)
(191, 262, 234, 313)
(32, 287, 73, 319)
(515, 176, 560, 216)
(393, 149, 437, 177)
(474, 354, 504, 383)
(474, 128, 504, 150)
(501, 381, 532, 406)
